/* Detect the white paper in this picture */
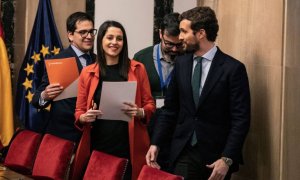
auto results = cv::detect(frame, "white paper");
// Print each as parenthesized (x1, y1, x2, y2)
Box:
(54, 78, 79, 101)
(98, 81, 137, 122)
(155, 98, 165, 108)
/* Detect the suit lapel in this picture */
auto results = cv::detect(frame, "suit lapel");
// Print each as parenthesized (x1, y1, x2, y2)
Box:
(180, 54, 196, 112)
(66, 46, 83, 72)
(198, 49, 224, 108)
(87, 64, 99, 108)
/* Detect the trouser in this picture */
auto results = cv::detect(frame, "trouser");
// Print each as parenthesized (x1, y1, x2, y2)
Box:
(173, 144, 232, 180)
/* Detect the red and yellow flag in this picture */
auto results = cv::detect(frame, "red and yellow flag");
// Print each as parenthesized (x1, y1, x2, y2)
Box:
(0, 23, 14, 146)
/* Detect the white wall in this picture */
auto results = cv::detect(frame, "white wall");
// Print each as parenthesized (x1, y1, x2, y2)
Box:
(95, 0, 154, 58)
(174, 0, 197, 13)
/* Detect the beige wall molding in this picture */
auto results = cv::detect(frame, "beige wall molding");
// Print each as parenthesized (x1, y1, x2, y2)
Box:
(198, 0, 219, 11)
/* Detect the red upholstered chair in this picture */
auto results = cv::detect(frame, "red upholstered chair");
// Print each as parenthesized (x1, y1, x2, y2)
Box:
(4, 129, 42, 174)
(137, 165, 184, 180)
(83, 150, 128, 180)
(32, 134, 75, 180)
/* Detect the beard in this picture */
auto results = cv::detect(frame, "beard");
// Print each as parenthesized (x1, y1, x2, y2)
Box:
(162, 48, 183, 61)
(183, 41, 200, 53)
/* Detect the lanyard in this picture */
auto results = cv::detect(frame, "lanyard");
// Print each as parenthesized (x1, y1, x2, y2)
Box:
(156, 45, 173, 91)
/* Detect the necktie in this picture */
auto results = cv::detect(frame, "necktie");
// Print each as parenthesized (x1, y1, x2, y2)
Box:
(191, 57, 202, 146)
(192, 57, 202, 107)
(82, 53, 92, 66)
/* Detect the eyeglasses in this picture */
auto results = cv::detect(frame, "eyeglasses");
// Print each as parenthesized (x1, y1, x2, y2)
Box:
(74, 29, 97, 38)
(162, 37, 182, 49)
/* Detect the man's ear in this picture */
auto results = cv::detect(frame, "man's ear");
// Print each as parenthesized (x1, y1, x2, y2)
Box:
(195, 29, 206, 40)
(159, 29, 163, 39)
(67, 31, 73, 42)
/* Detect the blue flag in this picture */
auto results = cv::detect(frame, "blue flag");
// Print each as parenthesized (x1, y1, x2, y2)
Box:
(15, 0, 63, 132)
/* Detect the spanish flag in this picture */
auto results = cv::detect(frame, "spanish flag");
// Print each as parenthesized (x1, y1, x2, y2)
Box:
(0, 23, 14, 146)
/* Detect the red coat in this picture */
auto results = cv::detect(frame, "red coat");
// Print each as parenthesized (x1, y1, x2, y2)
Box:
(74, 60, 155, 180)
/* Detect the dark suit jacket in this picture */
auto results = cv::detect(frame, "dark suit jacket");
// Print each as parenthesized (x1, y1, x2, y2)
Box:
(133, 46, 162, 97)
(151, 48, 250, 171)
(32, 46, 96, 142)
(134, 45, 175, 170)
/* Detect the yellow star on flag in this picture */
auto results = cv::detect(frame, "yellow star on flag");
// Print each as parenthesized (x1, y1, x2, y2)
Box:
(40, 45, 50, 57)
(51, 46, 61, 55)
(25, 91, 34, 103)
(22, 78, 33, 90)
(24, 63, 34, 76)
(31, 51, 41, 64)
(45, 104, 51, 111)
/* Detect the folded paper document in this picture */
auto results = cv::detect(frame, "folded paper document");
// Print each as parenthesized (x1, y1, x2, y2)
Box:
(45, 57, 79, 101)
(98, 81, 137, 122)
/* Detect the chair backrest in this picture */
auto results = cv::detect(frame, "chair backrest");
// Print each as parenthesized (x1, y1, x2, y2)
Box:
(137, 165, 184, 180)
(83, 150, 128, 180)
(69, 125, 91, 180)
(4, 129, 42, 174)
(32, 134, 75, 180)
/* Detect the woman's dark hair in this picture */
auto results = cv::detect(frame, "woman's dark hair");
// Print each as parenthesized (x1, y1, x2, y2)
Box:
(96, 20, 130, 79)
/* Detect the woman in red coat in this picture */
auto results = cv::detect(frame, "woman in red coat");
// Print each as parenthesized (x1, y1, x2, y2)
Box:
(74, 20, 155, 179)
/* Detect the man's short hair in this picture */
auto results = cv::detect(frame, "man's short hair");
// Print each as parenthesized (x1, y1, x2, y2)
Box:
(66, 12, 94, 33)
(160, 12, 180, 37)
(179, 7, 219, 41)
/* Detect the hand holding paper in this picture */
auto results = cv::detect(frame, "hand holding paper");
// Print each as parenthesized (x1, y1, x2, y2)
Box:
(41, 83, 63, 101)
(79, 102, 103, 124)
(45, 57, 79, 101)
(121, 102, 144, 118)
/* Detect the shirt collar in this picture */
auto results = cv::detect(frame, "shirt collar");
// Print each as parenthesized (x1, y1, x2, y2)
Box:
(153, 43, 164, 61)
(71, 44, 88, 57)
(193, 44, 217, 61)
(155, 43, 174, 64)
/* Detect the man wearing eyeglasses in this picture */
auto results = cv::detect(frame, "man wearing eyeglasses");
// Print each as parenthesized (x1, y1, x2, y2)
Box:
(32, 12, 96, 143)
(146, 7, 250, 180)
(133, 12, 183, 171)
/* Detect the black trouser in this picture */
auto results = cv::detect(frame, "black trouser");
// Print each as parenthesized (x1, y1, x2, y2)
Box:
(173, 144, 232, 180)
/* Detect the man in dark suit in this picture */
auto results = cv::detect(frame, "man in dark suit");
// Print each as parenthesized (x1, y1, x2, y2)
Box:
(146, 7, 251, 180)
(133, 12, 183, 170)
(32, 12, 96, 142)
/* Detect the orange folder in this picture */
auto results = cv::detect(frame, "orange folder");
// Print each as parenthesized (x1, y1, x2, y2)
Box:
(45, 57, 79, 89)
(45, 57, 79, 101)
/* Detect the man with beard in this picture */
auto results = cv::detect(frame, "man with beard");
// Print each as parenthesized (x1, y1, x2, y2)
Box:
(133, 12, 183, 170)
(146, 7, 250, 180)
(32, 12, 96, 143)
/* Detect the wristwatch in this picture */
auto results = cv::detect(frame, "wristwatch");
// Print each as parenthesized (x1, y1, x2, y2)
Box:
(221, 157, 233, 167)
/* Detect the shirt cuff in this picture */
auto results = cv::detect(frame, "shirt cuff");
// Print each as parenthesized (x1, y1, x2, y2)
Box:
(39, 96, 48, 106)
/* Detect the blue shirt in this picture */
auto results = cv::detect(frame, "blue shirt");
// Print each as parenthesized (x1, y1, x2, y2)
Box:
(192, 45, 217, 95)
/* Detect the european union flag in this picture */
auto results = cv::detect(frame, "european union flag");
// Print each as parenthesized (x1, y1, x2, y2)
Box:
(15, 0, 63, 132)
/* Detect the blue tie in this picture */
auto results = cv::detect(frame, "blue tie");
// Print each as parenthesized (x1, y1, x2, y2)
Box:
(191, 57, 202, 146)
(82, 53, 92, 66)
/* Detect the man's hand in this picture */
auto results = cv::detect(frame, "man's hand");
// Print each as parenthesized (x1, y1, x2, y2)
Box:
(145, 145, 161, 169)
(41, 83, 63, 101)
(206, 159, 229, 180)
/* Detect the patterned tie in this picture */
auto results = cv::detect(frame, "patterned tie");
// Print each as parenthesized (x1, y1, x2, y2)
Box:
(191, 57, 202, 146)
(82, 53, 92, 66)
